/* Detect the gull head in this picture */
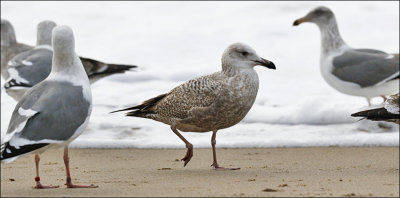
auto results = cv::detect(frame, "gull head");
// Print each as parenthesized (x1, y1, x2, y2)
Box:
(37, 20, 57, 46)
(222, 43, 276, 71)
(293, 6, 335, 26)
(1, 19, 16, 46)
(52, 25, 75, 56)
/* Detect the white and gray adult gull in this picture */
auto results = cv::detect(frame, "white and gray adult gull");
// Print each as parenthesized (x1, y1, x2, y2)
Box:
(4, 20, 137, 101)
(1, 19, 33, 80)
(112, 43, 276, 170)
(0, 25, 98, 189)
(293, 6, 399, 105)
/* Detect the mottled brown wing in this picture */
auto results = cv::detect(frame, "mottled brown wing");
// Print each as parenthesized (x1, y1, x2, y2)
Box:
(153, 75, 224, 120)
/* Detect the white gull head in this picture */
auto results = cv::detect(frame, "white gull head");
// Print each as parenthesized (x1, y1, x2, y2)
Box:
(221, 43, 275, 73)
(293, 6, 347, 54)
(50, 25, 87, 82)
(36, 20, 57, 46)
(1, 19, 16, 46)
(49, 25, 91, 103)
(52, 25, 77, 68)
(293, 6, 335, 27)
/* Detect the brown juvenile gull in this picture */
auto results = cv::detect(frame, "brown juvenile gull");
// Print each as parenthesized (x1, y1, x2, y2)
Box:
(1, 25, 97, 189)
(293, 6, 399, 106)
(112, 43, 276, 170)
(4, 20, 137, 101)
(1, 19, 33, 80)
(351, 93, 400, 124)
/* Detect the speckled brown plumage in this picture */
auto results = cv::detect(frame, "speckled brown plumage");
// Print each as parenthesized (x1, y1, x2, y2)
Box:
(121, 68, 260, 133)
(113, 43, 276, 169)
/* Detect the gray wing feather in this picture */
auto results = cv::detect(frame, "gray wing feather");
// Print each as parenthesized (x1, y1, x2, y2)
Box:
(6, 81, 90, 142)
(6, 49, 137, 87)
(1, 43, 33, 79)
(8, 48, 52, 86)
(355, 48, 388, 55)
(332, 49, 399, 87)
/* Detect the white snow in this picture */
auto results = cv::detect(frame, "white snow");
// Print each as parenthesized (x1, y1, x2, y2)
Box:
(1, 1, 399, 149)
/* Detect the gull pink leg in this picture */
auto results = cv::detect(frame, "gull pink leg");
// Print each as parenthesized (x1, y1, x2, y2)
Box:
(32, 154, 59, 189)
(63, 147, 98, 188)
(171, 125, 193, 167)
(211, 130, 240, 170)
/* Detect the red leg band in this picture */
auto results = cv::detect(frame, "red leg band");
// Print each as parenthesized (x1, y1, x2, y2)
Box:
(35, 176, 40, 182)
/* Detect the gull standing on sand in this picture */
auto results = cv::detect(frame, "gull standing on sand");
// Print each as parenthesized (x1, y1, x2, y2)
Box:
(293, 6, 399, 106)
(1, 19, 33, 80)
(4, 20, 137, 101)
(0, 25, 98, 189)
(112, 43, 276, 170)
(351, 93, 400, 124)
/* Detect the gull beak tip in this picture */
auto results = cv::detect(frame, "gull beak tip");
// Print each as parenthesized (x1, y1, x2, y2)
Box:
(292, 17, 309, 26)
(257, 58, 276, 70)
(268, 62, 276, 70)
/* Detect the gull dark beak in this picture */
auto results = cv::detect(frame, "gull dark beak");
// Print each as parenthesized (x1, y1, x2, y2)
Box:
(293, 17, 310, 26)
(254, 58, 276, 70)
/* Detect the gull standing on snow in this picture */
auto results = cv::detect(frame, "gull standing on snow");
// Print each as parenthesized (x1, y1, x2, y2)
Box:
(293, 6, 399, 106)
(112, 43, 276, 170)
(4, 20, 137, 101)
(1, 25, 97, 189)
(1, 19, 33, 80)
(351, 93, 399, 124)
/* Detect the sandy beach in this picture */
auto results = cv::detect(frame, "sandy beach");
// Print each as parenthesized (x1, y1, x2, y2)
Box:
(1, 147, 398, 197)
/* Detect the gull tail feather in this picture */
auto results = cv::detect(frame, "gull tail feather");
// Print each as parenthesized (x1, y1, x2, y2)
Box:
(1, 142, 49, 163)
(110, 93, 168, 117)
(351, 108, 400, 121)
(79, 56, 137, 77)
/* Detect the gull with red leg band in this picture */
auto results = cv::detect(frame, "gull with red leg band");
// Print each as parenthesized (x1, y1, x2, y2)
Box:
(0, 25, 97, 190)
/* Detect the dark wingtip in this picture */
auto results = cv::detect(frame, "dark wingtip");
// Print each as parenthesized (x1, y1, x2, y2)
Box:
(116, 64, 138, 69)
(110, 108, 134, 114)
(125, 111, 136, 116)
(109, 106, 136, 114)
(109, 110, 120, 114)
(351, 111, 368, 118)
(293, 20, 300, 26)
(350, 113, 358, 117)
(106, 64, 138, 73)
(1, 143, 49, 161)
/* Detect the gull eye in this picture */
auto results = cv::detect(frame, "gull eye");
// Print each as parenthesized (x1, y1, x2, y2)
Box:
(241, 51, 248, 56)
